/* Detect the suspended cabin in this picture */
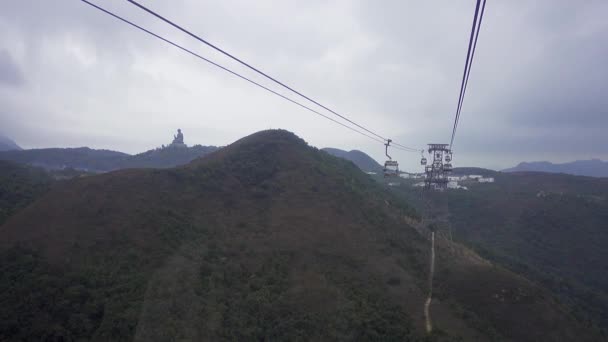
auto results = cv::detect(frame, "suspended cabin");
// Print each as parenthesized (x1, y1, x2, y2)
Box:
(384, 160, 399, 177)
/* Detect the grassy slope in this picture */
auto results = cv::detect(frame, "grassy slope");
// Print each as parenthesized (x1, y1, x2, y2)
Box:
(0, 132, 600, 341)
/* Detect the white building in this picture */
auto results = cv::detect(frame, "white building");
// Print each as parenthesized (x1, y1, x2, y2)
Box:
(468, 175, 483, 180)
(447, 181, 459, 189)
(478, 177, 495, 183)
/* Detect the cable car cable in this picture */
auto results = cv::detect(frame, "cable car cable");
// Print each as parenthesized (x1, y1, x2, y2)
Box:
(450, 0, 486, 148)
(126, 0, 420, 153)
(79, 0, 387, 145)
(455, 0, 486, 136)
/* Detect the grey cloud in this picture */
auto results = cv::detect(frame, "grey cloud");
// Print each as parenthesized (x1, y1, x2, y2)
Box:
(0, 49, 24, 86)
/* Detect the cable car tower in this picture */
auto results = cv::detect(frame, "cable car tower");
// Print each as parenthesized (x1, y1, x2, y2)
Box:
(424, 144, 452, 190)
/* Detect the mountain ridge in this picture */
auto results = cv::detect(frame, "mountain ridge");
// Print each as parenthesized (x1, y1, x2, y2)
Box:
(0, 135, 21, 151)
(322, 147, 382, 172)
(503, 159, 608, 177)
(0, 144, 219, 172)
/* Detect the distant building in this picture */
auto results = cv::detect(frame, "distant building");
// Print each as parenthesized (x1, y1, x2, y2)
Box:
(478, 177, 495, 183)
(388, 182, 400, 187)
(412, 182, 425, 187)
(447, 180, 468, 190)
(468, 175, 483, 180)
(366, 171, 377, 175)
(448, 176, 461, 181)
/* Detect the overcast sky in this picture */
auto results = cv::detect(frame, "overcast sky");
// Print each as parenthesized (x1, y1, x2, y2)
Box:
(1, 0, 606, 170)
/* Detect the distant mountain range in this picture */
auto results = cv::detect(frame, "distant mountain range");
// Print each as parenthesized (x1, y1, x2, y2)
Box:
(503, 159, 608, 177)
(322, 148, 382, 172)
(0, 135, 21, 151)
(0, 144, 219, 172)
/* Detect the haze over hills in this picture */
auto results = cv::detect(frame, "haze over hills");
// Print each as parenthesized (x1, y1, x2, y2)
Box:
(0, 130, 599, 341)
(322, 147, 383, 172)
(503, 159, 608, 178)
(0, 135, 21, 151)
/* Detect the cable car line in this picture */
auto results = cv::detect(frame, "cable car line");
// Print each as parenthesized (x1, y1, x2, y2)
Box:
(125, 0, 419, 152)
(450, 0, 486, 148)
(80, 0, 389, 145)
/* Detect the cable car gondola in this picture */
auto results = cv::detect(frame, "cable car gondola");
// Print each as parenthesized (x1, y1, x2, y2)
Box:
(383, 139, 399, 177)
(443, 163, 453, 172)
(420, 150, 427, 166)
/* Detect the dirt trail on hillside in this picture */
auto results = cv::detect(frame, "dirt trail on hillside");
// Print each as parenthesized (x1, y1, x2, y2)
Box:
(424, 231, 435, 333)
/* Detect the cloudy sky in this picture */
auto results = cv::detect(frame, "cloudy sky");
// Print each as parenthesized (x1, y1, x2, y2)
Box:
(0, 0, 606, 170)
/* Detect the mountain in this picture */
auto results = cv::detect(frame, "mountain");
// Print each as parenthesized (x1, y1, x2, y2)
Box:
(0, 145, 219, 172)
(0, 130, 600, 341)
(322, 147, 383, 172)
(0, 135, 21, 151)
(503, 159, 608, 177)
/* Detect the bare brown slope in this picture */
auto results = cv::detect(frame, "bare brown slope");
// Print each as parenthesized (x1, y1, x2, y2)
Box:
(0, 130, 599, 341)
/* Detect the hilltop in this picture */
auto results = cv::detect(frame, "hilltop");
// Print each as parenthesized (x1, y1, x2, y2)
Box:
(0, 130, 600, 341)
(504, 159, 608, 178)
(322, 147, 382, 172)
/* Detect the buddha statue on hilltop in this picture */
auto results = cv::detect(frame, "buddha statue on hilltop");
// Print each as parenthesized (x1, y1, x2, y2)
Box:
(172, 128, 184, 145)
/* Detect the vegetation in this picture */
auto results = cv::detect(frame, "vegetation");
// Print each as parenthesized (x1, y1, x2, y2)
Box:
(0, 161, 52, 225)
(0, 131, 602, 341)
(389, 170, 608, 336)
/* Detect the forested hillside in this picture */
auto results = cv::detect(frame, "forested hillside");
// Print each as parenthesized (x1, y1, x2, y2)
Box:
(0, 131, 599, 341)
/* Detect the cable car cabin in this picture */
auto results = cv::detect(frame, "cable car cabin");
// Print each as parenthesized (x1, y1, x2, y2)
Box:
(421, 157, 427, 165)
(445, 152, 452, 162)
(443, 163, 453, 172)
(383, 160, 399, 177)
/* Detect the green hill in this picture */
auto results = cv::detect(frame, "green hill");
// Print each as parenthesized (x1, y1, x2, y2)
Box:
(0, 131, 599, 341)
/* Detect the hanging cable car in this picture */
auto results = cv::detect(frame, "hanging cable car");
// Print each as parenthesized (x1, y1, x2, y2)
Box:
(383, 139, 399, 177)
(443, 163, 453, 172)
(420, 150, 427, 165)
(445, 151, 452, 163)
